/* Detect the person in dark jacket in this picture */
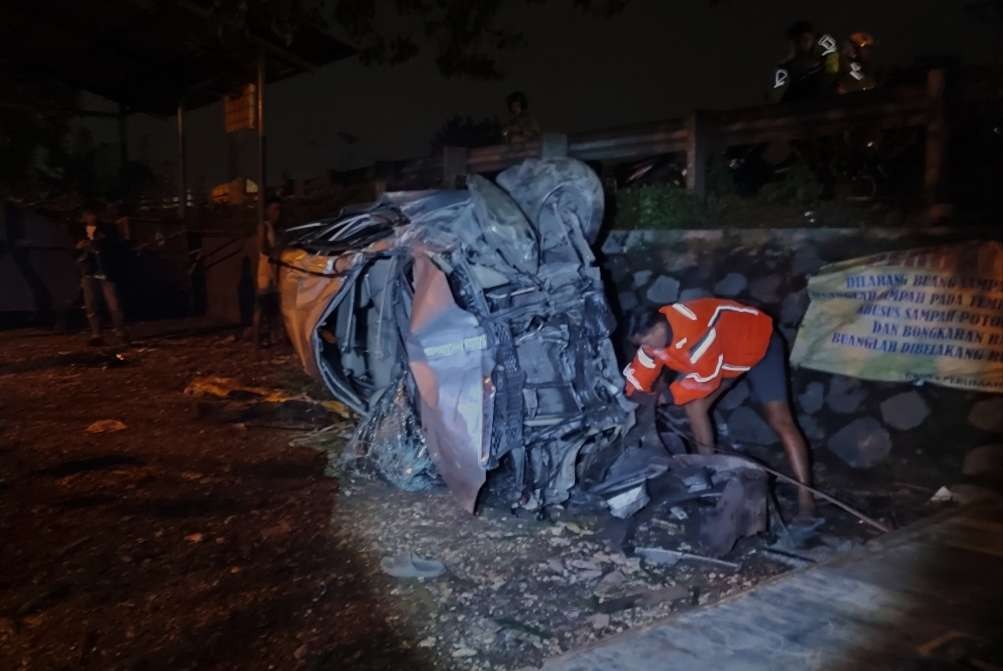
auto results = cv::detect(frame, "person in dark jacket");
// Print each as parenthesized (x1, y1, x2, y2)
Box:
(501, 91, 541, 144)
(76, 207, 128, 345)
(253, 196, 284, 347)
(769, 21, 840, 103)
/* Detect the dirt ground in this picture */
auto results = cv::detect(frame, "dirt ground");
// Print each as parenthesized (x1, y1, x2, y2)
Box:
(0, 321, 948, 671)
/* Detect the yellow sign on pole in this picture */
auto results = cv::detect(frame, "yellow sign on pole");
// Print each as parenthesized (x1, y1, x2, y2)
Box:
(224, 84, 256, 133)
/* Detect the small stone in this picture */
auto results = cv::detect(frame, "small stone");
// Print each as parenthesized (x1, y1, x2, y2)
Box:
(880, 391, 930, 431)
(418, 637, 437, 648)
(618, 291, 639, 312)
(645, 276, 681, 304)
(713, 273, 747, 297)
(633, 270, 652, 286)
(728, 406, 776, 445)
(594, 571, 627, 597)
(828, 417, 892, 468)
(719, 381, 749, 411)
(85, 418, 128, 434)
(798, 382, 825, 415)
(576, 570, 603, 581)
(944, 484, 1003, 504)
(452, 646, 477, 658)
(748, 274, 782, 304)
(560, 521, 591, 535)
(621, 557, 642, 574)
(968, 398, 1003, 433)
(826, 376, 868, 414)
(589, 613, 610, 630)
(567, 559, 601, 572)
(294, 644, 307, 661)
(184, 532, 204, 543)
(962, 444, 1003, 478)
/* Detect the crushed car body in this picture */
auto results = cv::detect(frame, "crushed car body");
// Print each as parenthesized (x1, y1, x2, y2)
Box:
(278, 159, 635, 512)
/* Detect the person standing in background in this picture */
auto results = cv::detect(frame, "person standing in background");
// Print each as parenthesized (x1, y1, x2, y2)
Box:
(501, 91, 542, 144)
(253, 196, 284, 348)
(76, 207, 129, 346)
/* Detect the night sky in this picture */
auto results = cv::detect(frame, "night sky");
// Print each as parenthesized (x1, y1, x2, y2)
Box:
(88, 0, 999, 191)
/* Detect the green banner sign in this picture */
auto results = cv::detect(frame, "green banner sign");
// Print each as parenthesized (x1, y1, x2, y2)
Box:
(791, 241, 1003, 393)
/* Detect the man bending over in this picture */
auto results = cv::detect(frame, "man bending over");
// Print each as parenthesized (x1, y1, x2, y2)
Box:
(624, 298, 817, 523)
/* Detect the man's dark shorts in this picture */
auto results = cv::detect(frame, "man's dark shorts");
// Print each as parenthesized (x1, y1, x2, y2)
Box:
(746, 330, 789, 404)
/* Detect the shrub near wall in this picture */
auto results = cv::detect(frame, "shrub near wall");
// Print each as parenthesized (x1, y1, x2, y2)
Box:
(601, 226, 1003, 484)
(615, 185, 709, 230)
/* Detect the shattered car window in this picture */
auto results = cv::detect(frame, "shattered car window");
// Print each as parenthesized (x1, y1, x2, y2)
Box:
(279, 159, 634, 511)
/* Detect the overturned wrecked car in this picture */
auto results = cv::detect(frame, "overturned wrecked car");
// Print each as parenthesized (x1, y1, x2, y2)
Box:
(278, 159, 634, 512)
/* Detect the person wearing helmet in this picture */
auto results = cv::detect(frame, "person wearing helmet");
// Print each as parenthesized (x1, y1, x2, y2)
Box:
(838, 32, 878, 94)
(769, 20, 840, 103)
(624, 299, 817, 523)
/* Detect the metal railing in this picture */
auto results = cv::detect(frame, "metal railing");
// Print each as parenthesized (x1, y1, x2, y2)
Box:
(401, 68, 1001, 203)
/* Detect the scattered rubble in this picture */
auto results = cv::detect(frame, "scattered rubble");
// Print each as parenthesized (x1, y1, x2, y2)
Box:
(184, 375, 351, 425)
(325, 474, 796, 669)
(380, 552, 447, 579)
(930, 484, 1003, 505)
(84, 419, 127, 433)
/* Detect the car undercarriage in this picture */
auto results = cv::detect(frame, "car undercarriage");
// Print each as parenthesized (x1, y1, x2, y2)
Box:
(279, 159, 634, 512)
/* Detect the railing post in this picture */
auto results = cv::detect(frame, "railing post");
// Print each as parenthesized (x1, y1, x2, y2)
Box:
(924, 68, 949, 209)
(443, 146, 468, 188)
(256, 50, 267, 229)
(176, 101, 186, 221)
(541, 132, 568, 159)
(686, 110, 718, 197)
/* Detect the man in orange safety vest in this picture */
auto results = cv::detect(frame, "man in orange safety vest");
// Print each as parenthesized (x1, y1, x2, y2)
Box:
(624, 297, 817, 522)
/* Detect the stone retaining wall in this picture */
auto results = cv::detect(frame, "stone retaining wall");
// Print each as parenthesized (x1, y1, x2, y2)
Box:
(599, 226, 1003, 473)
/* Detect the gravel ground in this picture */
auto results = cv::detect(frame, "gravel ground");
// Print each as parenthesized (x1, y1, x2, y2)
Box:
(0, 320, 937, 670)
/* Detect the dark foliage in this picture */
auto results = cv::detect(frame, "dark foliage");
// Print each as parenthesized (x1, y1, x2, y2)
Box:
(430, 115, 503, 152)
